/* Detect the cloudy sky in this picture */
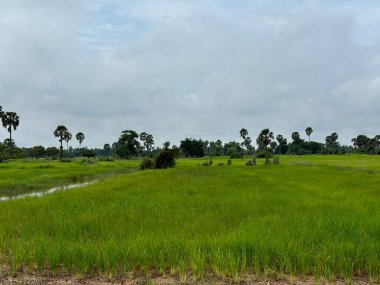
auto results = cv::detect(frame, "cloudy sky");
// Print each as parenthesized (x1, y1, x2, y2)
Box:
(1, 0, 380, 148)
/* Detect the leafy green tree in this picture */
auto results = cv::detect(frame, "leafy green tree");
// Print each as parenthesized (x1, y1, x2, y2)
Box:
(180, 138, 204, 157)
(76, 132, 85, 148)
(256, 128, 273, 150)
(325, 132, 339, 154)
(209, 140, 223, 156)
(1, 112, 20, 158)
(46, 146, 60, 158)
(31, 145, 46, 158)
(115, 130, 140, 159)
(351, 135, 378, 154)
(291, 132, 301, 144)
(139, 132, 154, 155)
(53, 125, 68, 160)
(274, 134, 289, 154)
(63, 131, 72, 150)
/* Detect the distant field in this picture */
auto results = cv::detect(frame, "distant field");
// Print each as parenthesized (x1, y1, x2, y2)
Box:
(0, 155, 379, 282)
(0, 158, 139, 197)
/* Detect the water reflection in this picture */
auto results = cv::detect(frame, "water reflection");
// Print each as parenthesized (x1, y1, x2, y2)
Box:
(0, 181, 96, 202)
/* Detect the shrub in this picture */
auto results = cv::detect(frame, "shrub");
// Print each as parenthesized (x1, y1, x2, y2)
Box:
(153, 149, 176, 169)
(217, 162, 224, 166)
(82, 149, 96, 159)
(140, 157, 154, 170)
(273, 157, 280, 164)
(227, 159, 232, 165)
(246, 158, 256, 166)
(256, 150, 273, 158)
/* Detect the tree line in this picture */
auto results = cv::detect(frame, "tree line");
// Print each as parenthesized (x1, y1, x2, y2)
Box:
(1, 104, 379, 160)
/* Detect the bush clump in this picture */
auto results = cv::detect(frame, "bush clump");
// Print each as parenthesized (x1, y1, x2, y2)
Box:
(246, 158, 256, 166)
(153, 149, 176, 169)
(227, 159, 232, 165)
(273, 157, 280, 164)
(82, 149, 96, 159)
(256, 150, 273, 158)
(140, 157, 154, 170)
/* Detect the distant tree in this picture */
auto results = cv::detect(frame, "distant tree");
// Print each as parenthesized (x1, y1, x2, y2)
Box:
(140, 132, 154, 154)
(240, 128, 248, 140)
(76, 132, 85, 148)
(243, 136, 252, 154)
(1, 112, 20, 158)
(325, 132, 339, 154)
(275, 134, 289, 154)
(63, 131, 72, 150)
(351, 135, 378, 154)
(305, 127, 313, 153)
(256, 128, 274, 150)
(53, 125, 68, 160)
(291, 132, 301, 144)
(163, 141, 171, 149)
(31, 145, 46, 158)
(82, 149, 96, 159)
(180, 138, 204, 157)
(103, 143, 111, 155)
(270, 141, 278, 152)
(46, 147, 60, 158)
(115, 130, 140, 159)
(305, 127, 313, 143)
(209, 140, 223, 156)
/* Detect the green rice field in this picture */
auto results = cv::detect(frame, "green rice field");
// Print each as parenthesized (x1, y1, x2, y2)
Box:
(0, 155, 379, 282)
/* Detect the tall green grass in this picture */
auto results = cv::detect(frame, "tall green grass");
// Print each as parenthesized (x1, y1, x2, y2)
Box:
(0, 155, 379, 281)
(0, 159, 139, 197)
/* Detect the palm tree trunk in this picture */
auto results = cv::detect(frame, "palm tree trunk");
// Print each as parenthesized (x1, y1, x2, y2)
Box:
(60, 141, 63, 160)
(9, 128, 12, 159)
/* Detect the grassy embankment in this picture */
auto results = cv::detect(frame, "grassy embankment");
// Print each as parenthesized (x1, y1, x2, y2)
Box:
(0, 155, 379, 282)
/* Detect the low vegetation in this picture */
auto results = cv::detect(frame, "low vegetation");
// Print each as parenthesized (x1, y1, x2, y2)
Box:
(0, 155, 379, 283)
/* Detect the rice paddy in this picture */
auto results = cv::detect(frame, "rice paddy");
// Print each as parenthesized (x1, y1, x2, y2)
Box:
(0, 155, 379, 283)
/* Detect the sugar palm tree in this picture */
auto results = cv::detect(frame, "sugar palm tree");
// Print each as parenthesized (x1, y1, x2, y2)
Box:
(1, 112, 20, 158)
(54, 125, 68, 160)
(305, 127, 313, 153)
(240, 128, 248, 140)
(76, 132, 85, 148)
(63, 131, 72, 150)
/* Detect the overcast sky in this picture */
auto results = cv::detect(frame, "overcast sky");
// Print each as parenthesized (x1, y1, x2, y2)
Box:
(1, 0, 380, 148)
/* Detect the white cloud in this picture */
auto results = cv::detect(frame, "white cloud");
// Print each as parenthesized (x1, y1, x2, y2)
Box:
(0, 0, 380, 147)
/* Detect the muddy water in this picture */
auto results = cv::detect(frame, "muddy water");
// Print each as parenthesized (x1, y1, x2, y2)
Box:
(0, 181, 97, 202)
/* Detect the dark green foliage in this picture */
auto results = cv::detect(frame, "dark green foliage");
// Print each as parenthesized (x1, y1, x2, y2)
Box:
(115, 130, 140, 159)
(225, 141, 244, 158)
(273, 157, 280, 164)
(54, 125, 68, 160)
(140, 157, 154, 170)
(256, 150, 273, 158)
(256, 128, 274, 150)
(46, 147, 60, 158)
(180, 138, 204, 157)
(227, 159, 232, 165)
(209, 140, 224, 156)
(30, 146, 46, 158)
(352, 135, 379, 154)
(82, 149, 96, 158)
(246, 158, 256, 166)
(153, 149, 176, 169)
